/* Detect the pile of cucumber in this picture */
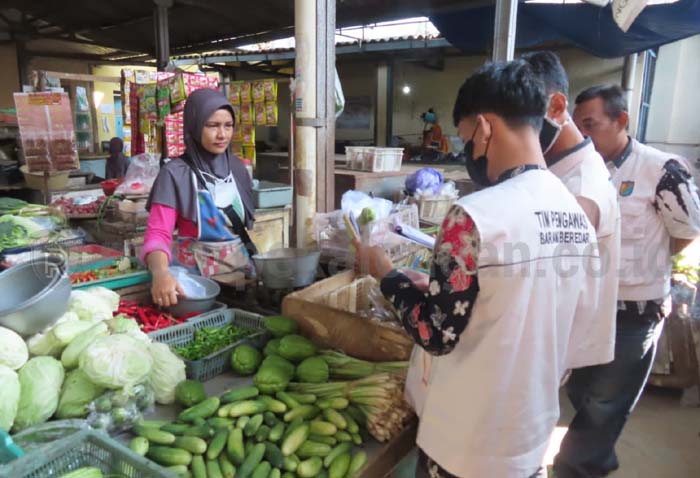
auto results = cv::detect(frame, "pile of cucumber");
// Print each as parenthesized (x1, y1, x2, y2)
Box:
(129, 386, 368, 478)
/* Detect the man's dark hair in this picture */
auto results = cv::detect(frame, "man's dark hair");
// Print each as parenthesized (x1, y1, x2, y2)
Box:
(453, 59, 547, 131)
(575, 84, 628, 120)
(520, 51, 569, 97)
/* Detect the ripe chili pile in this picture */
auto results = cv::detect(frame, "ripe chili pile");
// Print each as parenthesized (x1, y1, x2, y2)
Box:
(116, 300, 200, 333)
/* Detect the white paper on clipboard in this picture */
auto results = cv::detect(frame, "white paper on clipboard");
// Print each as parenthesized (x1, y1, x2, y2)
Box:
(394, 223, 436, 249)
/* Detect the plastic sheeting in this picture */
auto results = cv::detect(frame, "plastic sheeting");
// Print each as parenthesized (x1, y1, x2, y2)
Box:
(431, 0, 700, 59)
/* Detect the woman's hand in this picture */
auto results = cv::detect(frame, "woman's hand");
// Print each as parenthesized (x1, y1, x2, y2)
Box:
(151, 269, 186, 307)
(353, 240, 394, 280)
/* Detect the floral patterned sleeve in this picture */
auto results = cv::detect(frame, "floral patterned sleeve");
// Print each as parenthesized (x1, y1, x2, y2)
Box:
(380, 206, 480, 356)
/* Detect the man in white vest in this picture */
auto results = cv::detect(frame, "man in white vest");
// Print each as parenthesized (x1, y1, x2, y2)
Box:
(354, 60, 600, 478)
(559, 84, 700, 477)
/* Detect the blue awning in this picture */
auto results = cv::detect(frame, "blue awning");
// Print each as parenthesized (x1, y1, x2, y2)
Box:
(430, 0, 700, 58)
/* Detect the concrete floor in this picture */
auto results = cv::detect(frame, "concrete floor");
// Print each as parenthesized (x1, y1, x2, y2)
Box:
(387, 387, 700, 478)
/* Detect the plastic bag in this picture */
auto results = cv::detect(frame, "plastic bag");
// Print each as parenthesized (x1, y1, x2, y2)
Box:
(170, 266, 206, 298)
(405, 168, 444, 196)
(85, 384, 155, 434)
(341, 190, 392, 223)
(115, 153, 160, 196)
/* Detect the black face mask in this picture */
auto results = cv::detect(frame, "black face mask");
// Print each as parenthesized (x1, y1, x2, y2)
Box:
(539, 116, 562, 155)
(464, 124, 492, 187)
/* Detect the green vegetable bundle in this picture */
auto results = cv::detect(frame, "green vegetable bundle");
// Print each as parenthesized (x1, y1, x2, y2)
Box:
(175, 325, 256, 361)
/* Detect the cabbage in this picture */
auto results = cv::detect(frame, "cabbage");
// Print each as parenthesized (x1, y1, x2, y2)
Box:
(61, 322, 110, 370)
(0, 365, 20, 431)
(147, 342, 186, 405)
(0, 326, 28, 370)
(79, 334, 153, 390)
(106, 316, 150, 343)
(56, 369, 105, 419)
(13, 356, 64, 432)
(68, 290, 114, 322)
(85, 286, 120, 312)
(26, 312, 94, 357)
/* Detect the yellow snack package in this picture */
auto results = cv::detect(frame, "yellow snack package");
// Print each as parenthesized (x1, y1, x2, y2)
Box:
(230, 142, 243, 155)
(242, 124, 256, 145)
(229, 81, 243, 105)
(232, 124, 243, 142)
(263, 79, 278, 102)
(243, 145, 256, 164)
(265, 102, 278, 126)
(240, 103, 253, 125)
(254, 102, 266, 125)
(240, 82, 252, 103)
(252, 80, 265, 104)
(232, 104, 241, 124)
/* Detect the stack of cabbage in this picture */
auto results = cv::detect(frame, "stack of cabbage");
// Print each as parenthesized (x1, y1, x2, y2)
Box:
(0, 286, 186, 434)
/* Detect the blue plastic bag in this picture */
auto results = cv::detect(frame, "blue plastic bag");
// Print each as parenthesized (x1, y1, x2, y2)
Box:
(405, 168, 444, 195)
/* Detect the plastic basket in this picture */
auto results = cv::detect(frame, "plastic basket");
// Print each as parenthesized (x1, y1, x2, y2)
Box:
(0, 430, 173, 478)
(345, 146, 403, 172)
(314, 205, 421, 266)
(409, 195, 456, 223)
(150, 308, 268, 382)
(1, 228, 86, 255)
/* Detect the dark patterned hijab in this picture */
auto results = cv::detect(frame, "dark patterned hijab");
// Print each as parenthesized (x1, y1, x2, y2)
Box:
(147, 88, 255, 228)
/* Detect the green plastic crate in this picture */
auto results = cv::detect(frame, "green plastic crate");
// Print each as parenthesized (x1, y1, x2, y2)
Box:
(0, 430, 174, 478)
(149, 308, 269, 382)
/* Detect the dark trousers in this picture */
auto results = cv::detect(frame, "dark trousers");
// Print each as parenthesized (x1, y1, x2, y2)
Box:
(415, 448, 543, 478)
(553, 302, 665, 478)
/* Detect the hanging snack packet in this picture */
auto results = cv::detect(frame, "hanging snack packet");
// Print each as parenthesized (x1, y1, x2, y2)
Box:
(232, 123, 243, 142)
(169, 74, 187, 107)
(230, 81, 243, 105)
(254, 102, 266, 125)
(252, 80, 265, 104)
(156, 79, 171, 119)
(240, 82, 252, 103)
(243, 145, 256, 164)
(265, 102, 278, 126)
(230, 143, 243, 155)
(240, 103, 253, 125)
(242, 124, 255, 145)
(263, 79, 278, 102)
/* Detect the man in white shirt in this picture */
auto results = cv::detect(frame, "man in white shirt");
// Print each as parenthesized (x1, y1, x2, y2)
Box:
(556, 84, 700, 478)
(354, 60, 600, 478)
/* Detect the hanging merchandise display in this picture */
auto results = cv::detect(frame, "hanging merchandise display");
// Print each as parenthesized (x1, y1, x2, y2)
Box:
(227, 78, 280, 163)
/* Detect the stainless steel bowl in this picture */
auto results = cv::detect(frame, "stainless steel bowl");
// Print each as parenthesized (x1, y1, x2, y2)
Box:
(253, 248, 321, 289)
(0, 258, 71, 336)
(166, 273, 221, 318)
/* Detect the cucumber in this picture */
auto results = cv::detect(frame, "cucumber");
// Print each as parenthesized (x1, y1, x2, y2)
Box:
(275, 392, 301, 409)
(218, 403, 236, 417)
(179, 397, 221, 422)
(268, 422, 285, 442)
(297, 457, 323, 478)
(329, 452, 351, 478)
(237, 443, 266, 478)
(281, 423, 309, 456)
(282, 417, 304, 440)
(309, 434, 336, 446)
(263, 411, 278, 427)
(222, 386, 260, 403)
(316, 398, 348, 410)
(58, 467, 103, 478)
(318, 471, 328, 478)
(351, 433, 363, 445)
(245, 441, 254, 455)
(258, 396, 287, 414)
(251, 461, 271, 478)
(184, 425, 215, 439)
(348, 451, 367, 477)
(227, 428, 245, 466)
(323, 442, 352, 468)
(335, 431, 352, 442)
(269, 469, 281, 478)
(282, 455, 298, 472)
(340, 411, 360, 434)
(286, 392, 316, 404)
(237, 415, 251, 429)
(229, 400, 268, 418)
(208, 417, 234, 429)
(129, 437, 149, 456)
(323, 409, 347, 430)
(282, 474, 295, 478)
(173, 436, 208, 455)
(296, 441, 332, 458)
(193, 418, 207, 426)
(244, 413, 265, 437)
(147, 446, 193, 466)
(283, 405, 319, 423)
(309, 420, 337, 436)
(219, 453, 237, 478)
(137, 420, 169, 428)
(207, 458, 224, 478)
(161, 423, 192, 435)
(207, 428, 229, 460)
(255, 425, 271, 443)
(264, 442, 285, 468)
(345, 406, 366, 427)
(191, 455, 206, 478)
(133, 425, 176, 445)
(165, 465, 190, 476)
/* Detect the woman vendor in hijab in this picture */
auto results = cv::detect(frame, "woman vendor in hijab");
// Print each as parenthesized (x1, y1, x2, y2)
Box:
(105, 137, 129, 179)
(143, 88, 255, 307)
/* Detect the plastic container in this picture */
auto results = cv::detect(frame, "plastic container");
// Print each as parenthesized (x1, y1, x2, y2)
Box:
(242, 158, 254, 180)
(149, 308, 268, 381)
(0, 430, 173, 478)
(345, 146, 403, 172)
(67, 244, 123, 267)
(253, 181, 293, 208)
(19, 165, 70, 190)
(70, 257, 151, 291)
(409, 195, 456, 223)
